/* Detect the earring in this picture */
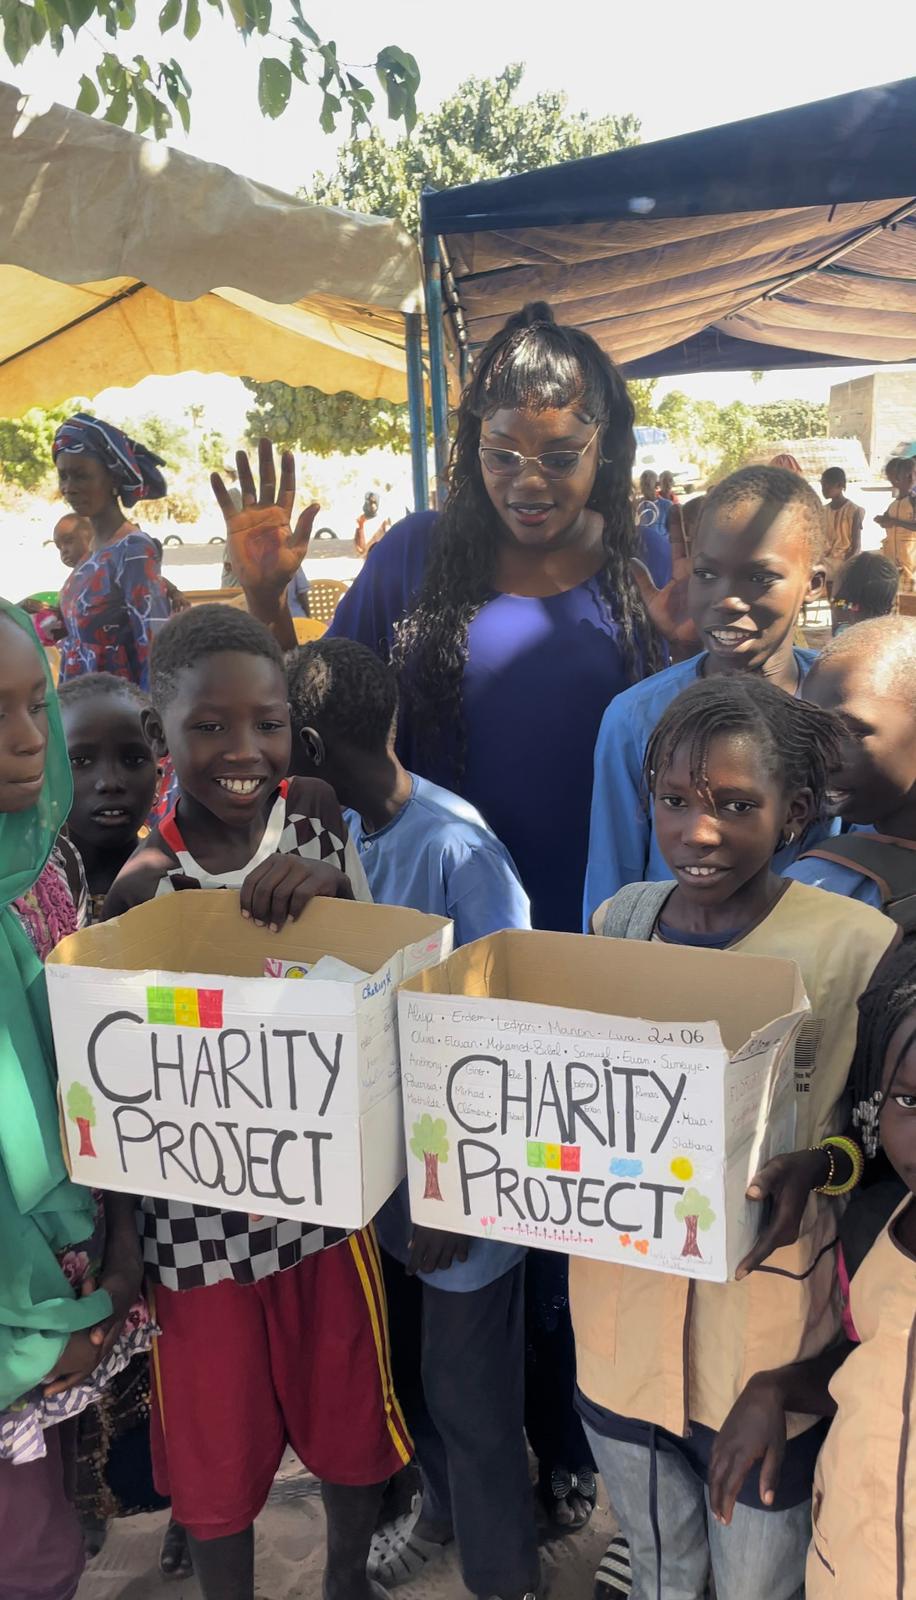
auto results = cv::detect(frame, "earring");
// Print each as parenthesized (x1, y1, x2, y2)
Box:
(781, 829, 796, 848)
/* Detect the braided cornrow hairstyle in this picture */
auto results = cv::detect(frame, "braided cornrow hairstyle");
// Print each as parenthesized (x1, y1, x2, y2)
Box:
(392, 302, 665, 775)
(851, 945, 916, 1156)
(642, 675, 844, 815)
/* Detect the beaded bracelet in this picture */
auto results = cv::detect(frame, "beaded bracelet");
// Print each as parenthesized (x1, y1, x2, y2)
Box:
(812, 1135, 865, 1197)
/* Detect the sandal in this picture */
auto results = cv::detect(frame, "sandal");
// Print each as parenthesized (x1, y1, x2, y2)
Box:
(540, 1464, 597, 1532)
(368, 1508, 453, 1587)
(159, 1518, 194, 1581)
(594, 1534, 632, 1598)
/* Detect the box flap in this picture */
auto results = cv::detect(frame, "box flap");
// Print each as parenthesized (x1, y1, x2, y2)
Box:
(401, 930, 804, 1052)
(47, 891, 450, 981)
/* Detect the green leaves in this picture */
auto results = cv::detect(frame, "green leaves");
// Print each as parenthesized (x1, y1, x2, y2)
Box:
(258, 54, 291, 119)
(1, 1, 38, 66)
(76, 71, 98, 112)
(376, 44, 420, 133)
(0, 3, 422, 139)
(243, 380, 413, 458)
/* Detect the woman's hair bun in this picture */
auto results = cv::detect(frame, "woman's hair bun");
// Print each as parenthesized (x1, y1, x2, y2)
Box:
(503, 301, 557, 334)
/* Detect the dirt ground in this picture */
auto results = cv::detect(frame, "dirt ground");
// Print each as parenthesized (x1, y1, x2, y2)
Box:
(76, 1453, 615, 1600)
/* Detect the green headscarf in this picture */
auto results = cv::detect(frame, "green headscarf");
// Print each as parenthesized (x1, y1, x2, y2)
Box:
(0, 601, 111, 1411)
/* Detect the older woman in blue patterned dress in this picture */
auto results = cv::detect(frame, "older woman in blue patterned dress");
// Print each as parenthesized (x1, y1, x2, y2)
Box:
(53, 415, 171, 693)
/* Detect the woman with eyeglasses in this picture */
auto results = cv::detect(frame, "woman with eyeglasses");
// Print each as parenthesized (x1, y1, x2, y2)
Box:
(223, 304, 673, 1592)
(328, 302, 671, 934)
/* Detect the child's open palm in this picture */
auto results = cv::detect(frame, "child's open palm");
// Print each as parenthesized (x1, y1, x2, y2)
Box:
(630, 515, 698, 653)
(212, 439, 319, 602)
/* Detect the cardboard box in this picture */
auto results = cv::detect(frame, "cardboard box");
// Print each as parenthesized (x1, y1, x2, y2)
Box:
(47, 892, 451, 1229)
(398, 931, 808, 1282)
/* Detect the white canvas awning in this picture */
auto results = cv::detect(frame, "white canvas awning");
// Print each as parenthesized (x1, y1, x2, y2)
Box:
(0, 82, 424, 414)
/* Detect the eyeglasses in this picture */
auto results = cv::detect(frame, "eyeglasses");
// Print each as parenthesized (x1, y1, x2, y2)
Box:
(478, 425, 601, 479)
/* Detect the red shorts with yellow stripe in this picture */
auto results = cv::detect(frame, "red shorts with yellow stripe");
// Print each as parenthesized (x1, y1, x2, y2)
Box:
(148, 1228, 411, 1539)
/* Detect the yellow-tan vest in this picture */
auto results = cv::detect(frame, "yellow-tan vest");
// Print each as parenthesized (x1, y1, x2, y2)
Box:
(570, 882, 896, 1437)
(807, 1200, 916, 1598)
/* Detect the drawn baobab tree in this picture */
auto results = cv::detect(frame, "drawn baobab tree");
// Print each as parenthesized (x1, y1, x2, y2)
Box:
(675, 1187, 716, 1259)
(66, 1082, 98, 1158)
(410, 1115, 449, 1201)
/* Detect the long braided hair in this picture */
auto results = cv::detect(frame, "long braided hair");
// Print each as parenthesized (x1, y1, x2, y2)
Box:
(392, 302, 664, 774)
(851, 945, 916, 1156)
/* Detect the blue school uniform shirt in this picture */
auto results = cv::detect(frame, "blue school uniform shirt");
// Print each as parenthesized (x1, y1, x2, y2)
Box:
(359, 773, 530, 1292)
(327, 511, 672, 934)
(346, 773, 531, 947)
(782, 827, 883, 909)
(583, 648, 838, 926)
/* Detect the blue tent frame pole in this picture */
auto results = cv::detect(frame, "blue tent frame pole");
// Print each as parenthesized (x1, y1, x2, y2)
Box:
(404, 312, 429, 512)
(423, 235, 450, 505)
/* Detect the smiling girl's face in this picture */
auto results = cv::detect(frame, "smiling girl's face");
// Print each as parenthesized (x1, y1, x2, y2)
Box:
(652, 730, 812, 916)
(0, 616, 49, 814)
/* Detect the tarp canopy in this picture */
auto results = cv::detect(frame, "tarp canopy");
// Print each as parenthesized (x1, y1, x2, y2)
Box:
(0, 81, 423, 415)
(422, 77, 916, 377)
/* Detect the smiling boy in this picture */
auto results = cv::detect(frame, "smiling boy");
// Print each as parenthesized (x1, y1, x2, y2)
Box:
(103, 606, 406, 1600)
(584, 465, 833, 922)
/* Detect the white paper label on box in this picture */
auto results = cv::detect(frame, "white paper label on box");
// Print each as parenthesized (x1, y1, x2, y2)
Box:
(398, 991, 801, 1282)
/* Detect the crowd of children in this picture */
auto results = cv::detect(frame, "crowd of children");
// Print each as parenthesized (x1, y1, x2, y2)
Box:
(8, 325, 916, 1600)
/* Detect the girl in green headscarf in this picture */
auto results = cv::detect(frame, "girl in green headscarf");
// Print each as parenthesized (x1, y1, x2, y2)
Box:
(0, 600, 142, 1600)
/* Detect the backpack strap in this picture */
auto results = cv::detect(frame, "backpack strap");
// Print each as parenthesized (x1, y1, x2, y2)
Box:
(801, 835, 916, 930)
(596, 881, 675, 941)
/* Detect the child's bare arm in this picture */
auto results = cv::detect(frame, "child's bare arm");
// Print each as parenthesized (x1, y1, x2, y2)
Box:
(102, 843, 174, 920)
(708, 1344, 851, 1525)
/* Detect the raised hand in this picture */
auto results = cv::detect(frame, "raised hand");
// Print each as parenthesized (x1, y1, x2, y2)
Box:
(211, 438, 319, 604)
(630, 513, 698, 653)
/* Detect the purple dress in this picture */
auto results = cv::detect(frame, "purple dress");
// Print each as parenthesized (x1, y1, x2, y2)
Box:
(327, 512, 671, 932)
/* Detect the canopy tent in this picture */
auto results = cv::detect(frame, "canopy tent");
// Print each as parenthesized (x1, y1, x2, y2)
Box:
(0, 80, 424, 426)
(421, 76, 916, 380)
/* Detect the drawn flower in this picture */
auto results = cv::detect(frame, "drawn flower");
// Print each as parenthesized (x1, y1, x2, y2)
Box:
(618, 1233, 632, 1247)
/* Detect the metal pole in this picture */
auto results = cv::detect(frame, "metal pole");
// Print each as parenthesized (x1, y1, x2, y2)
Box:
(423, 234, 450, 507)
(404, 312, 429, 512)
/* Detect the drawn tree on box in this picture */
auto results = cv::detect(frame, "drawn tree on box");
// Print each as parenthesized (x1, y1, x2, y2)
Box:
(66, 1083, 98, 1159)
(675, 1188, 715, 1259)
(410, 1115, 449, 1201)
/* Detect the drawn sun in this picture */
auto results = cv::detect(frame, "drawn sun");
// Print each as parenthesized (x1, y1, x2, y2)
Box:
(670, 1156, 694, 1181)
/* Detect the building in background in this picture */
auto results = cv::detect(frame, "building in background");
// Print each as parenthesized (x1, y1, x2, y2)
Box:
(829, 372, 916, 474)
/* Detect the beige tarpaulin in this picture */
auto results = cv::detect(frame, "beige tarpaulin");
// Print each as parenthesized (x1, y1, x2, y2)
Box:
(0, 82, 424, 415)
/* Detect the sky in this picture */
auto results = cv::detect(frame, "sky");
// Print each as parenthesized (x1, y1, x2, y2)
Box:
(6, 0, 911, 433)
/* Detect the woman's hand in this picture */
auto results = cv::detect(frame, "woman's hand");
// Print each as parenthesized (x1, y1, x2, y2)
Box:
(240, 856, 353, 931)
(406, 1227, 470, 1276)
(708, 1374, 788, 1525)
(735, 1148, 829, 1279)
(630, 518, 699, 655)
(211, 439, 319, 607)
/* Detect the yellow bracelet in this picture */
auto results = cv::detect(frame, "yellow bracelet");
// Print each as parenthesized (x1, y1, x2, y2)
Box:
(815, 1135, 864, 1197)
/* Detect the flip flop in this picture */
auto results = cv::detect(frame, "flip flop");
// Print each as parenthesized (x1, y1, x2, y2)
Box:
(368, 1510, 453, 1587)
(594, 1534, 632, 1598)
(159, 1519, 193, 1581)
(541, 1465, 597, 1532)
